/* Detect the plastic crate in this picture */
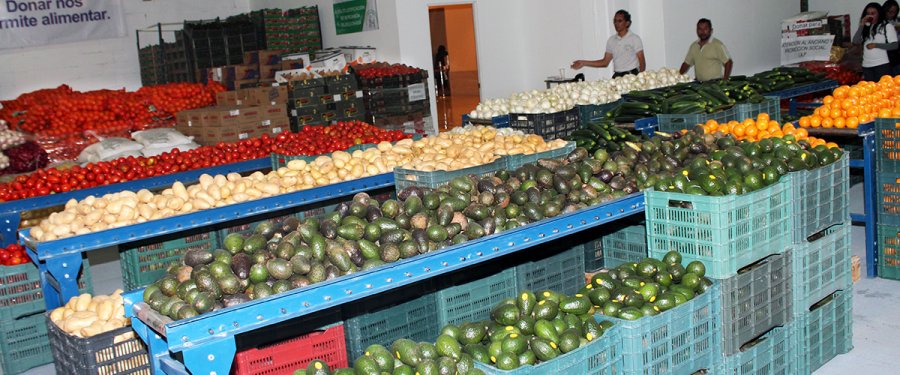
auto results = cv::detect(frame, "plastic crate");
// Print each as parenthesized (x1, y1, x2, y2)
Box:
(607, 282, 720, 375)
(233, 324, 347, 375)
(877, 223, 900, 280)
(433, 266, 517, 327)
(343, 283, 438, 360)
(718, 252, 792, 356)
(0, 259, 94, 323)
(787, 154, 850, 243)
(875, 117, 900, 173)
(508, 107, 580, 140)
(462, 114, 511, 128)
(735, 96, 782, 122)
(120, 232, 218, 291)
(578, 100, 623, 125)
(601, 224, 648, 269)
(656, 107, 738, 133)
(0, 312, 53, 375)
(796, 289, 853, 373)
(876, 172, 900, 225)
(515, 244, 585, 296)
(474, 321, 623, 375)
(393, 158, 504, 190)
(47, 315, 150, 375)
(791, 223, 852, 316)
(503, 141, 576, 170)
(645, 179, 792, 279)
(718, 324, 800, 375)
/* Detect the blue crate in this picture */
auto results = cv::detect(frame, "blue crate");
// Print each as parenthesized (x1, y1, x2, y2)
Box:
(786, 154, 850, 243)
(736, 96, 782, 122)
(795, 289, 853, 373)
(516, 245, 585, 296)
(718, 324, 801, 375)
(503, 141, 576, 170)
(463, 114, 510, 128)
(578, 100, 623, 125)
(791, 223, 852, 316)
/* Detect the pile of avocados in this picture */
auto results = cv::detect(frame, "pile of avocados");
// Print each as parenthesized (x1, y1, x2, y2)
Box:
(294, 288, 614, 374)
(586, 251, 712, 321)
(142, 146, 636, 320)
(617, 128, 842, 196)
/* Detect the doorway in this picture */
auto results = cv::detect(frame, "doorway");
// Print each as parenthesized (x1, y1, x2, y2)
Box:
(428, 4, 480, 131)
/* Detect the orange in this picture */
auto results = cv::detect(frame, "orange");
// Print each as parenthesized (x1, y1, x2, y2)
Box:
(892, 107, 900, 117)
(880, 108, 893, 118)
(847, 116, 860, 129)
(757, 113, 770, 124)
(822, 118, 834, 128)
(826, 142, 840, 148)
(744, 126, 758, 139)
(849, 87, 860, 98)
(834, 117, 846, 128)
(823, 96, 834, 105)
(795, 128, 809, 139)
(819, 106, 831, 118)
(733, 124, 746, 137)
(810, 115, 822, 128)
(705, 119, 718, 128)
(834, 85, 849, 99)
(768, 120, 781, 132)
(847, 107, 859, 117)
(799, 117, 811, 128)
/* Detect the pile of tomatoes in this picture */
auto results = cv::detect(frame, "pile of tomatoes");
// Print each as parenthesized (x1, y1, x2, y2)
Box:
(0, 121, 410, 202)
(0, 82, 226, 136)
(0, 244, 28, 266)
(354, 63, 424, 79)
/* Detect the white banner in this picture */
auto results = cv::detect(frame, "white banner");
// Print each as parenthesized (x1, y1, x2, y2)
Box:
(781, 34, 834, 65)
(0, 0, 125, 49)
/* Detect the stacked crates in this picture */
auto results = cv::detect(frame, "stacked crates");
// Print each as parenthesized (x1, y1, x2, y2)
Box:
(252, 7, 322, 54)
(137, 30, 192, 85)
(285, 73, 365, 131)
(355, 65, 433, 135)
(184, 17, 259, 74)
(876, 118, 900, 279)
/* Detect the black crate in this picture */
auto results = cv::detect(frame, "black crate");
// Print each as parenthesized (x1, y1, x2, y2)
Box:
(288, 93, 335, 109)
(46, 315, 150, 375)
(288, 85, 327, 99)
(508, 108, 580, 139)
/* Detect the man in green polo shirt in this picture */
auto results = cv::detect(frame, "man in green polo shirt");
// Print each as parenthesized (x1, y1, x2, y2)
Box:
(679, 18, 733, 81)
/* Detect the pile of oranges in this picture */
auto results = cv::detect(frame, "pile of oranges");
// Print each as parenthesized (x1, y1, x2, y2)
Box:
(798, 75, 900, 129)
(697, 113, 839, 148)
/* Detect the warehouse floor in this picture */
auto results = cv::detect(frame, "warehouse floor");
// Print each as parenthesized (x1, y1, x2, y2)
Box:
(20, 181, 899, 375)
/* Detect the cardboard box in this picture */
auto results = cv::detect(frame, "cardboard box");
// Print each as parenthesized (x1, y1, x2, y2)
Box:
(198, 125, 260, 145)
(260, 116, 290, 136)
(311, 52, 347, 71)
(176, 108, 207, 128)
(198, 66, 236, 85)
(341, 46, 377, 65)
(239, 106, 263, 127)
(201, 106, 245, 128)
(244, 50, 283, 66)
(281, 59, 304, 71)
(260, 65, 279, 80)
(259, 104, 289, 122)
(235, 65, 260, 80)
(216, 91, 244, 106)
(245, 86, 289, 106)
(235, 79, 260, 89)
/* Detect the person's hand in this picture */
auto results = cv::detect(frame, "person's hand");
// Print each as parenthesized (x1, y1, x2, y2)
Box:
(571, 60, 584, 69)
(867, 43, 877, 49)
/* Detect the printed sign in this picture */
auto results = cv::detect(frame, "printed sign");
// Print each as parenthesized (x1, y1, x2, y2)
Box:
(781, 34, 834, 65)
(0, 0, 125, 49)
(334, 0, 378, 35)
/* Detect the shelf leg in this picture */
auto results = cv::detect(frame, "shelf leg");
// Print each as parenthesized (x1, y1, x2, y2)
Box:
(132, 318, 172, 375)
(0, 212, 20, 247)
(789, 98, 798, 117)
(41, 253, 83, 309)
(864, 132, 877, 278)
(182, 337, 236, 375)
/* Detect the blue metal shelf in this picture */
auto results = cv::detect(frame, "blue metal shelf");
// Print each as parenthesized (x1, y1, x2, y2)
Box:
(766, 79, 839, 100)
(123, 193, 646, 375)
(21, 173, 395, 309)
(0, 157, 271, 247)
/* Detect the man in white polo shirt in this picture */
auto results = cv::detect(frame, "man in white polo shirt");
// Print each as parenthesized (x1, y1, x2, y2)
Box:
(571, 9, 645, 78)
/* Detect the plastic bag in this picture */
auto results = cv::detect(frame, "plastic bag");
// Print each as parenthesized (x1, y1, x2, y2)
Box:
(131, 128, 195, 149)
(77, 137, 144, 163)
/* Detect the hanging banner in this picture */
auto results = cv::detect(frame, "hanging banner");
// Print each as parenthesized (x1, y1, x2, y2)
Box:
(0, 0, 126, 49)
(334, 0, 378, 35)
(781, 34, 834, 65)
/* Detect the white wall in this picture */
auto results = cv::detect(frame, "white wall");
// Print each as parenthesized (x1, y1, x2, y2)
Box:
(809, 0, 865, 31)
(0, 0, 251, 100)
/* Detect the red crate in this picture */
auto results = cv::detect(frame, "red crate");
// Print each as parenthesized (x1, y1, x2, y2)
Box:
(233, 324, 347, 375)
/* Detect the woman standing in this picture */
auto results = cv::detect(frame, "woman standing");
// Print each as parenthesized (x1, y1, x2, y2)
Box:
(854, 2, 898, 81)
(883, 0, 900, 73)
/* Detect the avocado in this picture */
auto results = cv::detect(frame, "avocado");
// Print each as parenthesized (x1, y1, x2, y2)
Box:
(463, 344, 490, 363)
(459, 322, 487, 345)
(222, 233, 244, 254)
(364, 344, 395, 372)
(306, 359, 331, 375)
(243, 234, 267, 253)
(354, 355, 381, 375)
(492, 352, 520, 370)
(534, 319, 560, 344)
(392, 338, 422, 367)
(559, 294, 591, 315)
(192, 291, 215, 314)
(529, 337, 559, 362)
(491, 304, 520, 326)
(435, 334, 462, 360)
(231, 253, 252, 280)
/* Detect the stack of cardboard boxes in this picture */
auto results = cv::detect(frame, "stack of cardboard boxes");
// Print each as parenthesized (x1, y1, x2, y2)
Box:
(196, 50, 284, 90)
(175, 85, 290, 145)
(285, 73, 364, 131)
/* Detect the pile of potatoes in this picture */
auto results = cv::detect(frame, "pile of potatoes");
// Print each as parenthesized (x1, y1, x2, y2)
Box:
(30, 127, 566, 242)
(49, 290, 134, 342)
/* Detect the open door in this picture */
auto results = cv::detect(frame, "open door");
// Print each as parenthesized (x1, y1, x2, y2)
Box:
(428, 4, 480, 131)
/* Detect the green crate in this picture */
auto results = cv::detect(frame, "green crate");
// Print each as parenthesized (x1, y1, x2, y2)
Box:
(600, 224, 647, 269)
(645, 178, 792, 279)
(796, 289, 853, 373)
(516, 245, 585, 296)
(791, 223, 852, 316)
(606, 282, 719, 374)
(787, 154, 850, 243)
(0, 312, 53, 375)
(736, 96, 782, 122)
(875, 117, 900, 173)
(502, 141, 576, 170)
(876, 172, 900, 226)
(394, 158, 505, 190)
(343, 283, 438, 360)
(577, 100, 623, 125)
(0, 259, 94, 323)
(433, 266, 517, 327)
(120, 232, 218, 291)
(474, 320, 623, 374)
(656, 107, 738, 133)
(718, 324, 801, 375)
(877, 223, 900, 279)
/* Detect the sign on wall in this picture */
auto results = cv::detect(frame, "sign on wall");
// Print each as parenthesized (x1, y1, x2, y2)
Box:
(781, 34, 834, 65)
(0, 0, 125, 49)
(334, 0, 378, 35)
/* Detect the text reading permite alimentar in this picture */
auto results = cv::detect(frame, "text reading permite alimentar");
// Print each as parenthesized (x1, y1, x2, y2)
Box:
(1, 0, 110, 29)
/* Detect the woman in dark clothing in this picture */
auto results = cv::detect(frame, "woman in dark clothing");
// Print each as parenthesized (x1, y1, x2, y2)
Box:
(434, 45, 450, 96)
(883, 0, 900, 73)
(854, 2, 899, 81)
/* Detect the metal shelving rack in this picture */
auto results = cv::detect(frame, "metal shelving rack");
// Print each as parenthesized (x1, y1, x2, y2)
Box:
(115, 193, 645, 375)
(0, 158, 270, 247)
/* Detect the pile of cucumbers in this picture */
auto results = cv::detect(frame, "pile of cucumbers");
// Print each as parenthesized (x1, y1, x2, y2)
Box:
(735, 66, 829, 94)
(567, 118, 644, 155)
(609, 80, 766, 123)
